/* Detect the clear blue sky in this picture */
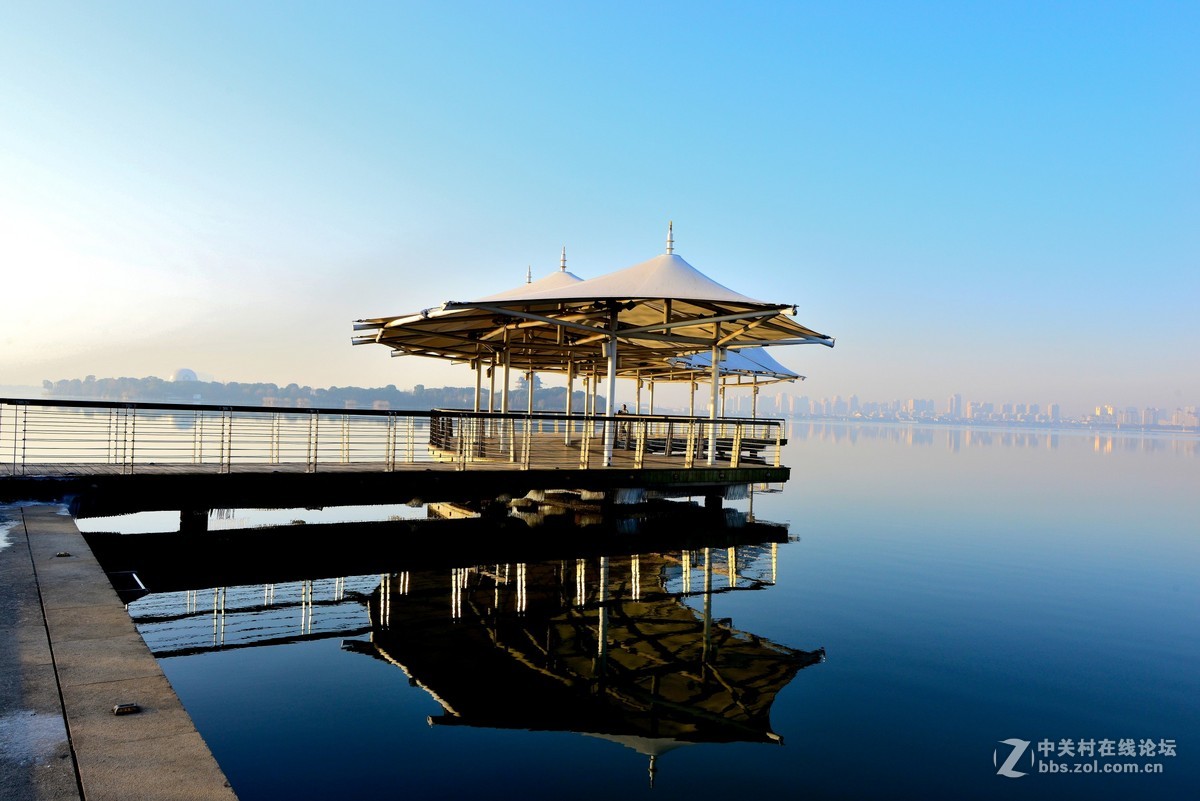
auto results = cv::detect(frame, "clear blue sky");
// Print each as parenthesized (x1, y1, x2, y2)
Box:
(1, 1, 1196, 415)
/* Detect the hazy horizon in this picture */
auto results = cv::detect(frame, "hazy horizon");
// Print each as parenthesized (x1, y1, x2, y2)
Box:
(2, 3, 1196, 415)
(8, 372, 1195, 423)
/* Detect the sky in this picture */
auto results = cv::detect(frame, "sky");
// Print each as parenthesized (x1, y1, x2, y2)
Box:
(1, 1, 1196, 416)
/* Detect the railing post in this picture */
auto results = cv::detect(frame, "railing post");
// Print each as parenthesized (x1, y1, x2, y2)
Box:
(220, 409, 232, 474)
(341, 416, 350, 464)
(460, 414, 471, 466)
(14, 404, 25, 476)
(731, 422, 743, 468)
(578, 416, 591, 469)
(385, 414, 397, 472)
(461, 414, 471, 470)
(192, 410, 202, 464)
(521, 416, 532, 470)
(306, 411, 319, 473)
(774, 422, 783, 468)
(107, 408, 118, 467)
(126, 406, 137, 475)
(407, 416, 415, 464)
(684, 420, 696, 469)
(16, 407, 25, 474)
(634, 419, 646, 469)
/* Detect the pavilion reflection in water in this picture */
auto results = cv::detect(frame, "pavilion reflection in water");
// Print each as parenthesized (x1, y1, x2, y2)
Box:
(346, 545, 823, 778)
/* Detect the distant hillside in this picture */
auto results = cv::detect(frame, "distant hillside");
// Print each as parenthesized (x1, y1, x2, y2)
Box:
(39, 375, 596, 412)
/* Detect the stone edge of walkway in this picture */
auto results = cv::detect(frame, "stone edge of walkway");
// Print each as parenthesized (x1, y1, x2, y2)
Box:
(15, 505, 237, 801)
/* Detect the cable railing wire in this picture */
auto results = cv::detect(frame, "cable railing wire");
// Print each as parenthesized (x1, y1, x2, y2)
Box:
(1, 397, 785, 477)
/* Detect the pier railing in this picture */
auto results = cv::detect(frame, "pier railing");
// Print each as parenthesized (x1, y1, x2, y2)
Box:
(0, 398, 785, 477)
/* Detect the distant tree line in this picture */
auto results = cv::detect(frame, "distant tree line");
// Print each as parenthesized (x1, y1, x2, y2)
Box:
(40, 374, 597, 412)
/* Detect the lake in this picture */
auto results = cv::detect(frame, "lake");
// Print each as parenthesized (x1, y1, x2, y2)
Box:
(86, 423, 1199, 799)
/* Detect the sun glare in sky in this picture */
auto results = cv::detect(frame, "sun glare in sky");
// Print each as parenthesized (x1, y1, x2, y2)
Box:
(1, 2, 1196, 415)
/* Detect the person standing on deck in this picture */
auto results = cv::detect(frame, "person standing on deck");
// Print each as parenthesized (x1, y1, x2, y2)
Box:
(617, 403, 630, 448)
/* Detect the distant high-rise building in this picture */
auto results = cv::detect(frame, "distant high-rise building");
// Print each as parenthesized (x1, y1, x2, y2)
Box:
(947, 393, 963, 418)
(1048, 403, 1060, 422)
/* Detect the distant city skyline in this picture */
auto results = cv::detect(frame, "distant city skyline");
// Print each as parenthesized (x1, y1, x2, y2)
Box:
(747, 391, 1198, 429)
(12, 372, 1196, 429)
(2, 4, 1196, 412)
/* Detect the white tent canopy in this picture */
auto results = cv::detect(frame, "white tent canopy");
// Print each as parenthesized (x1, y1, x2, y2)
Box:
(353, 227, 834, 464)
(666, 346, 802, 381)
(477, 247, 585, 302)
(472, 252, 766, 306)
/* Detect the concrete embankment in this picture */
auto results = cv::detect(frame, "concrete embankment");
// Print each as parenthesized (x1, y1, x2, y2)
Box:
(0, 504, 236, 801)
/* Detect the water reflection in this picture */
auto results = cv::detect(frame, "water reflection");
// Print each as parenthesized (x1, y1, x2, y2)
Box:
(351, 548, 822, 774)
(122, 512, 822, 782)
(789, 421, 1200, 456)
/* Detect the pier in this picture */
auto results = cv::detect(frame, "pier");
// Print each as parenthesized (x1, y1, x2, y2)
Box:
(0, 398, 789, 516)
(0, 395, 796, 798)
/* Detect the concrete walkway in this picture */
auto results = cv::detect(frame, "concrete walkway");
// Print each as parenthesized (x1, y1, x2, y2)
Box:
(0, 504, 236, 801)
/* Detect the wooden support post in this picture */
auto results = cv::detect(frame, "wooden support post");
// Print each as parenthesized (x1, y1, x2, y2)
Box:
(180, 508, 208, 534)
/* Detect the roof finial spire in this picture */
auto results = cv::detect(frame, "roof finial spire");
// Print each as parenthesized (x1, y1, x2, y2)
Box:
(560, 245, 567, 272)
(526, 265, 532, 284)
(666, 220, 674, 255)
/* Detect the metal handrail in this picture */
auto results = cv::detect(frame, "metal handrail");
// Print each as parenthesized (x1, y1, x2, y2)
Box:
(0, 397, 786, 477)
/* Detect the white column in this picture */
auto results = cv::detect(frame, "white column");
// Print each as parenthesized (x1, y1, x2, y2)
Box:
(707, 343, 720, 466)
(602, 337, 618, 466)
(487, 356, 496, 413)
(501, 350, 511, 414)
(473, 359, 482, 413)
(564, 360, 575, 444)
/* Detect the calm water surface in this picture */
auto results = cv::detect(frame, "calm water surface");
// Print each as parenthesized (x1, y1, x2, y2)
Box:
(116, 424, 1199, 800)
